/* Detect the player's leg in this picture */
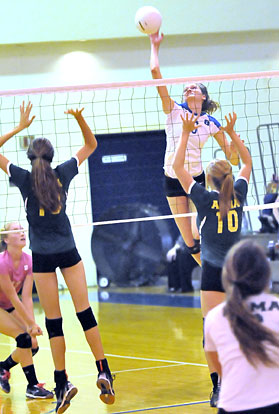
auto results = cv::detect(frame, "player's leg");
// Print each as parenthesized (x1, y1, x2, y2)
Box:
(200, 261, 226, 407)
(34, 272, 71, 411)
(61, 260, 115, 405)
(33, 272, 65, 370)
(0, 309, 39, 374)
(0, 308, 53, 399)
(167, 195, 201, 265)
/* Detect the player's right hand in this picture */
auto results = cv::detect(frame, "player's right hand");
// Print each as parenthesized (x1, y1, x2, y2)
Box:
(28, 323, 43, 337)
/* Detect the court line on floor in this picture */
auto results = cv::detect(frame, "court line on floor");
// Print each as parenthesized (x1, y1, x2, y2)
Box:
(71, 362, 206, 379)
(0, 342, 207, 367)
(109, 400, 210, 413)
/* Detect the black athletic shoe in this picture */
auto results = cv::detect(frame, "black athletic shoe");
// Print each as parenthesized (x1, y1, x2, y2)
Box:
(26, 383, 54, 399)
(0, 369, 10, 394)
(210, 384, 220, 407)
(97, 372, 115, 405)
(55, 381, 78, 414)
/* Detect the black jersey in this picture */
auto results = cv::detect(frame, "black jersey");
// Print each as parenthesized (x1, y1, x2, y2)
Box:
(189, 177, 248, 267)
(9, 157, 78, 254)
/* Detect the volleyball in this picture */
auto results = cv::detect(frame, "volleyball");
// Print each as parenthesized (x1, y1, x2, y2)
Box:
(135, 6, 162, 35)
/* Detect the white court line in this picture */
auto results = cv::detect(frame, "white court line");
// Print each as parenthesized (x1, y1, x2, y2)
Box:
(0, 342, 207, 368)
(71, 362, 205, 379)
(110, 399, 210, 414)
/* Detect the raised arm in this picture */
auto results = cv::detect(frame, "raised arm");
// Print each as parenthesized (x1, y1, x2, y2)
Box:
(0, 101, 35, 174)
(172, 113, 201, 193)
(65, 108, 97, 165)
(149, 31, 174, 114)
(221, 112, 252, 182)
(213, 129, 240, 166)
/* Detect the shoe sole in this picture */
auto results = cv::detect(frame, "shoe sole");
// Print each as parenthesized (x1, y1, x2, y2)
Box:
(0, 385, 10, 394)
(26, 392, 54, 399)
(97, 378, 115, 405)
(57, 386, 78, 414)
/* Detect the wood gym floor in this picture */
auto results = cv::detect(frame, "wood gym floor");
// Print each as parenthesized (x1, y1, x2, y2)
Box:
(0, 284, 217, 414)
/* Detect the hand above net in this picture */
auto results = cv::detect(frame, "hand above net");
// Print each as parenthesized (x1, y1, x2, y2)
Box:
(18, 101, 36, 131)
(149, 30, 164, 47)
(64, 108, 85, 119)
(220, 112, 237, 135)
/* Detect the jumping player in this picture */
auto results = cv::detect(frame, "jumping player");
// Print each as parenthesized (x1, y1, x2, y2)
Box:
(149, 31, 239, 265)
(173, 111, 252, 406)
(0, 222, 53, 399)
(0, 102, 115, 413)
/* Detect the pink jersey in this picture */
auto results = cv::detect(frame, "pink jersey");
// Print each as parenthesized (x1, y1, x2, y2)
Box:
(0, 250, 32, 310)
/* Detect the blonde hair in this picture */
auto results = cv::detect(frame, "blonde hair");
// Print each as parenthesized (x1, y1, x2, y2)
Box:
(0, 222, 14, 252)
(206, 159, 235, 219)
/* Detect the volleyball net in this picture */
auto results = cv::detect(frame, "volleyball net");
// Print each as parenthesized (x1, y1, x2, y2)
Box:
(1, 71, 279, 234)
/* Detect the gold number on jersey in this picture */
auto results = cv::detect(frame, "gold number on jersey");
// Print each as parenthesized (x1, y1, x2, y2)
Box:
(216, 210, 239, 234)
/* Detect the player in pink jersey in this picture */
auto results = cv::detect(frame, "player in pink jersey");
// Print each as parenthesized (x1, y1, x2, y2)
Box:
(0, 222, 53, 399)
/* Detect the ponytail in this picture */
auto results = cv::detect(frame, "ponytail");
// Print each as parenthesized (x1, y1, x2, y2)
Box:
(27, 138, 64, 213)
(222, 240, 279, 367)
(219, 174, 234, 219)
(31, 158, 63, 212)
(207, 159, 235, 219)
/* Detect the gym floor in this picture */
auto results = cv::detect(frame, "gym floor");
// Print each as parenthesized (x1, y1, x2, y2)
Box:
(0, 284, 217, 414)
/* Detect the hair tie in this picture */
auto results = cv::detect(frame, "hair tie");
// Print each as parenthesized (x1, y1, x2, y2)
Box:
(30, 154, 51, 162)
(41, 154, 52, 162)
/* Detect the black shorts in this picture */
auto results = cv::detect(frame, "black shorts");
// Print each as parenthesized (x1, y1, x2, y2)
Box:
(5, 307, 15, 313)
(218, 402, 279, 414)
(201, 261, 224, 292)
(32, 247, 81, 273)
(164, 171, 205, 197)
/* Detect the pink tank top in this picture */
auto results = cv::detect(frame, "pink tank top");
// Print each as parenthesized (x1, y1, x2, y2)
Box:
(0, 250, 32, 310)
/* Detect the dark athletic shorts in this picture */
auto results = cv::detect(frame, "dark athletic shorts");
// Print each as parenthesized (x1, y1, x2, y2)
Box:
(201, 260, 224, 292)
(164, 171, 205, 197)
(5, 307, 15, 313)
(32, 247, 81, 273)
(218, 402, 279, 414)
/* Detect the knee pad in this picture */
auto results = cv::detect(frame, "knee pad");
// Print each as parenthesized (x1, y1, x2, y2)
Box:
(45, 317, 64, 339)
(186, 239, 200, 255)
(76, 307, 97, 331)
(32, 346, 39, 357)
(16, 333, 32, 349)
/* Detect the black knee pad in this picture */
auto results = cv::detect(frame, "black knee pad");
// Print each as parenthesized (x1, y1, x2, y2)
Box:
(32, 346, 39, 357)
(76, 307, 97, 331)
(186, 239, 201, 255)
(45, 317, 64, 339)
(16, 333, 32, 349)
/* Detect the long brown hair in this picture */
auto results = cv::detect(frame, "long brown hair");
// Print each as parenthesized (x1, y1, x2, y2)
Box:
(206, 159, 234, 219)
(222, 239, 279, 367)
(27, 138, 64, 212)
(197, 83, 219, 115)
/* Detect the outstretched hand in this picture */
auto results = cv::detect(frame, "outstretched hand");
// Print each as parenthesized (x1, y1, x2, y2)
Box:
(220, 112, 237, 135)
(149, 30, 164, 46)
(180, 113, 201, 134)
(19, 101, 35, 130)
(65, 108, 84, 119)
